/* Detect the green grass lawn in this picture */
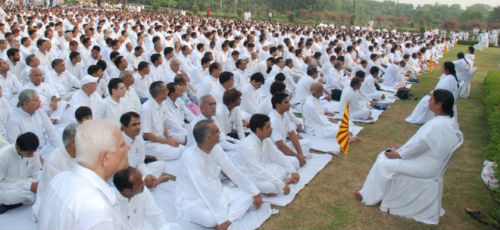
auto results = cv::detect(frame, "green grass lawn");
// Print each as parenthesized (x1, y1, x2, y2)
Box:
(260, 45, 500, 229)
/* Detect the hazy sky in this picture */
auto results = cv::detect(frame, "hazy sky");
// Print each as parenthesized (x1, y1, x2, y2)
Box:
(375, 0, 499, 9)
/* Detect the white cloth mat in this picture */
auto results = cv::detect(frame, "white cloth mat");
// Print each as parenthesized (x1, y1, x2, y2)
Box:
(151, 181, 273, 230)
(0, 205, 36, 230)
(262, 153, 332, 206)
(301, 134, 340, 154)
(352, 109, 383, 123)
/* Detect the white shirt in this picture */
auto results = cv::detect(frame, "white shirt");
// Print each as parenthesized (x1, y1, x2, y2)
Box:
(0, 144, 41, 200)
(163, 97, 195, 140)
(303, 95, 337, 132)
(94, 96, 126, 121)
(0, 97, 12, 140)
(122, 87, 141, 113)
(140, 98, 166, 137)
(33, 145, 76, 220)
(435, 74, 458, 99)
(234, 133, 296, 193)
(38, 165, 125, 230)
(116, 187, 167, 229)
(133, 73, 152, 99)
(65, 61, 85, 80)
(196, 74, 219, 97)
(175, 145, 259, 225)
(360, 74, 383, 100)
(292, 75, 317, 105)
(215, 105, 245, 140)
(68, 89, 102, 114)
(123, 133, 151, 177)
(6, 108, 62, 155)
(269, 110, 294, 143)
(240, 83, 261, 115)
(45, 70, 80, 96)
(0, 71, 22, 102)
(338, 86, 370, 114)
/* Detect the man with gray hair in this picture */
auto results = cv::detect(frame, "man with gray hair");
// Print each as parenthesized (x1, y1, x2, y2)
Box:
(176, 119, 262, 229)
(7, 89, 61, 159)
(140, 81, 185, 161)
(38, 119, 130, 229)
(187, 94, 239, 152)
(32, 123, 78, 221)
(45, 59, 80, 101)
(119, 70, 141, 113)
(20, 67, 68, 122)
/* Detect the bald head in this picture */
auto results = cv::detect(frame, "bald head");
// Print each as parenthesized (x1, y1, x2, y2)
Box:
(310, 82, 323, 98)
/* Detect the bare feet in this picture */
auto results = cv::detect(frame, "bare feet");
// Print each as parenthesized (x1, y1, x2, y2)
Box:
(349, 136, 361, 143)
(354, 192, 363, 201)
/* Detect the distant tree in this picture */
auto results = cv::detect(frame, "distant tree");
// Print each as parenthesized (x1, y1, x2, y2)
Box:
(488, 7, 500, 29)
(466, 19, 486, 30)
(441, 18, 459, 30)
(374, 15, 386, 24)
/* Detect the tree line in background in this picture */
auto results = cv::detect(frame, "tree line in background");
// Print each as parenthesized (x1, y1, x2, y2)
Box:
(127, 0, 499, 31)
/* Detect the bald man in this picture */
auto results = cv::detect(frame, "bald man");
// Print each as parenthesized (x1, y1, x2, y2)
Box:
(303, 82, 361, 142)
(38, 120, 130, 229)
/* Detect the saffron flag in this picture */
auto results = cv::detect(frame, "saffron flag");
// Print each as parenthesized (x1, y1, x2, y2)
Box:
(336, 100, 350, 155)
(428, 55, 434, 72)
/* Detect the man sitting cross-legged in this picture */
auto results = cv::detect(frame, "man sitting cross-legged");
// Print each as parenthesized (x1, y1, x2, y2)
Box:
(175, 119, 262, 230)
(120, 112, 169, 189)
(269, 93, 311, 168)
(113, 166, 179, 230)
(141, 81, 185, 161)
(0, 132, 41, 214)
(234, 114, 300, 197)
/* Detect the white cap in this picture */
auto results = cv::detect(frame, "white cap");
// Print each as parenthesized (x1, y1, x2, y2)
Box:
(80, 75, 98, 87)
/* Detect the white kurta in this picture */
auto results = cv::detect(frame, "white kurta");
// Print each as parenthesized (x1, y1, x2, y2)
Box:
(360, 74, 383, 100)
(302, 95, 340, 137)
(406, 74, 458, 124)
(163, 97, 195, 144)
(20, 82, 67, 120)
(123, 133, 165, 179)
(452, 59, 472, 82)
(116, 187, 169, 229)
(0, 145, 41, 205)
(240, 83, 262, 115)
(338, 86, 371, 120)
(0, 71, 22, 102)
(292, 75, 316, 105)
(32, 146, 76, 220)
(359, 116, 462, 205)
(186, 114, 239, 152)
(234, 133, 296, 194)
(175, 145, 259, 227)
(38, 165, 125, 230)
(6, 108, 62, 158)
(140, 99, 184, 161)
(215, 105, 246, 140)
(94, 96, 126, 122)
(269, 110, 311, 161)
(382, 63, 404, 87)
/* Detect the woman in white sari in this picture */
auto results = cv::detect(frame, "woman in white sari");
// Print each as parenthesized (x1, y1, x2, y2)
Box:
(406, 62, 458, 124)
(355, 89, 462, 223)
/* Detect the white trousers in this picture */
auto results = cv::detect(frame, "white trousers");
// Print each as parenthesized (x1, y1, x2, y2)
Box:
(185, 186, 253, 227)
(0, 187, 35, 205)
(146, 160, 166, 178)
(145, 142, 185, 161)
(406, 95, 434, 125)
(286, 138, 311, 160)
